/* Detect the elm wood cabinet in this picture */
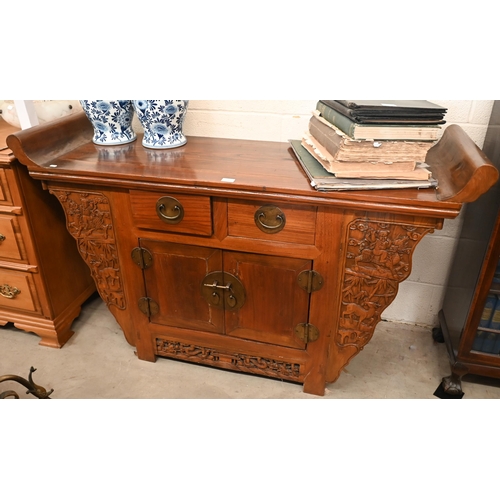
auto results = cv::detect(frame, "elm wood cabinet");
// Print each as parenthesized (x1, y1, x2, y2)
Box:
(0, 118, 95, 347)
(436, 101, 500, 395)
(7, 113, 497, 396)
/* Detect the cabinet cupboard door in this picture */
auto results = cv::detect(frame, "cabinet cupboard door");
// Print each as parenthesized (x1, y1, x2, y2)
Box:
(141, 240, 224, 333)
(223, 252, 310, 349)
(140, 240, 312, 350)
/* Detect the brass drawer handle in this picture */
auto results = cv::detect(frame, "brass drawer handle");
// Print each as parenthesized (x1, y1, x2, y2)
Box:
(156, 196, 184, 224)
(0, 284, 20, 299)
(0, 234, 5, 243)
(254, 205, 286, 234)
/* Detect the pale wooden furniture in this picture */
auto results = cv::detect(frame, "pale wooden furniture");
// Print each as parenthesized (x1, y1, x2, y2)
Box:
(7, 113, 497, 395)
(0, 117, 95, 347)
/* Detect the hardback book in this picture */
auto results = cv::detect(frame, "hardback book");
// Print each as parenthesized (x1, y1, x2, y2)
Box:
(316, 102, 442, 141)
(489, 296, 500, 331)
(472, 331, 486, 352)
(493, 259, 500, 284)
(481, 332, 497, 354)
(301, 137, 431, 180)
(335, 100, 447, 114)
(493, 332, 500, 355)
(301, 134, 431, 180)
(289, 140, 437, 192)
(321, 100, 448, 124)
(308, 114, 435, 163)
(479, 294, 497, 328)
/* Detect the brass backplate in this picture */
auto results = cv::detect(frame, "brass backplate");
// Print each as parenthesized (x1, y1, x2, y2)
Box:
(201, 271, 246, 311)
(156, 196, 184, 225)
(254, 205, 286, 234)
(295, 323, 320, 343)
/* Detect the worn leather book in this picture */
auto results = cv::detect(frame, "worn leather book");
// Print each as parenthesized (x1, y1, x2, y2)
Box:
(308, 114, 434, 164)
(289, 140, 437, 191)
(315, 103, 442, 140)
(320, 100, 447, 124)
(301, 134, 431, 180)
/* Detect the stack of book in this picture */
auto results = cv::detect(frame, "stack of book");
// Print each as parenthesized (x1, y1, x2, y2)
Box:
(290, 100, 448, 191)
(472, 259, 500, 355)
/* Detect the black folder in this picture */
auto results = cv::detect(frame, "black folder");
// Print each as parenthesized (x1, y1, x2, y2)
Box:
(320, 100, 447, 124)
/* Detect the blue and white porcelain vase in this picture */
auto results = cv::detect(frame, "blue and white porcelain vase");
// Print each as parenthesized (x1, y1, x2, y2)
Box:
(132, 100, 189, 149)
(79, 100, 137, 145)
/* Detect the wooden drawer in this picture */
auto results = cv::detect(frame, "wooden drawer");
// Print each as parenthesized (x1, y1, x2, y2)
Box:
(227, 199, 317, 245)
(0, 169, 14, 205)
(0, 215, 24, 261)
(0, 268, 38, 312)
(129, 190, 213, 236)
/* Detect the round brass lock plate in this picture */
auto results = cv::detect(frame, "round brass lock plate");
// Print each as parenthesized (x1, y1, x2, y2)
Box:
(201, 271, 246, 311)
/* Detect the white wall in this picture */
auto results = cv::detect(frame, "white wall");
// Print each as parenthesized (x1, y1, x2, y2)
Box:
(179, 100, 495, 327)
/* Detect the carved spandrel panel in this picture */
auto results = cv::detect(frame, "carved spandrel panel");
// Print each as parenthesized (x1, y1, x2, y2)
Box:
(338, 219, 432, 352)
(50, 190, 126, 310)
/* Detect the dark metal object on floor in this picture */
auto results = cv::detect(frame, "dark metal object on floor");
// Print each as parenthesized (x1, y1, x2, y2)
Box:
(0, 367, 53, 399)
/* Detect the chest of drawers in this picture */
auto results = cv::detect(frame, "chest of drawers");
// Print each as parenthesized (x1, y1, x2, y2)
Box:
(0, 118, 95, 347)
(7, 113, 497, 394)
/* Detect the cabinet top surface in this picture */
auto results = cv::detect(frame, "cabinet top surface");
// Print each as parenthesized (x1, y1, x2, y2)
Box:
(6, 113, 464, 217)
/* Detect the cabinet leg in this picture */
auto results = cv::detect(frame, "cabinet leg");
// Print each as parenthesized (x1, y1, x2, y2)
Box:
(432, 327, 445, 343)
(135, 340, 157, 363)
(441, 374, 463, 396)
(440, 361, 468, 397)
(302, 377, 326, 397)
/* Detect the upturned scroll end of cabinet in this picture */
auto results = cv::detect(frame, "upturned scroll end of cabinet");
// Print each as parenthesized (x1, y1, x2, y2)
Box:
(436, 103, 500, 396)
(0, 117, 96, 348)
(6, 112, 497, 395)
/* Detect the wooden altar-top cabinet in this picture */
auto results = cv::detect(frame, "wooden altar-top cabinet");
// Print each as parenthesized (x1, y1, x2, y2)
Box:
(7, 113, 498, 395)
(0, 117, 95, 347)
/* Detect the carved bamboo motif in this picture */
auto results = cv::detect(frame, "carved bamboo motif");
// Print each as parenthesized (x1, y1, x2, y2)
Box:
(50, 190, 126, 310)
(338, 219, 432, 352)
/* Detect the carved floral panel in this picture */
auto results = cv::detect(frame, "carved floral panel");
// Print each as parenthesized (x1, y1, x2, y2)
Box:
(50, 190, 126, 310)
(156, 339, 302, 381)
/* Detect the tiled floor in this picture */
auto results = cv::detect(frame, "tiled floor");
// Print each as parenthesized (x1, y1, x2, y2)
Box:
(1, 293, 500, 399)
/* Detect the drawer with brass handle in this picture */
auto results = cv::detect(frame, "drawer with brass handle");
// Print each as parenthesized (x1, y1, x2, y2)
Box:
(129, 190, 213, 236)
(0, 269, 38, 312)
(0, 169, 14, 206)
(227, 199, 317, 245)
(0, 215, 24, 261)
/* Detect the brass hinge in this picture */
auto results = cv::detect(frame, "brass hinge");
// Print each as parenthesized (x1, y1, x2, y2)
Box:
(131, 247, 153, 269)
(297, 270, 324, 293)
(294, 323, 320, 343)
(138, 297, 159, 318)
